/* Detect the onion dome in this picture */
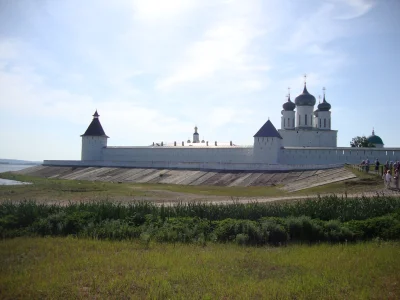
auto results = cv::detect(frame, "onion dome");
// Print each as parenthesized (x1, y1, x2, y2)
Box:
(295, 84, 316, 106)
(318, 94, 331, 111)
(282, 94, 296, 111)
(367, 129, 384, 145)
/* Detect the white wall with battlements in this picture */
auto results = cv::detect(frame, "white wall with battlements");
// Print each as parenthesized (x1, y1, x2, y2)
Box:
(102, 146, 254, 164)
(279, 147, 400, 165)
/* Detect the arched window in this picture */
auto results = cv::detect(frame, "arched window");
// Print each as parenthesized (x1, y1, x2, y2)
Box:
(287, 118, 290, 127)
(319, 119, 321, 128)
(324, 119, 326, 128)
(284, 118, 286, 127)
(305, 115, 308, 125)
(299, 115, 301, 126)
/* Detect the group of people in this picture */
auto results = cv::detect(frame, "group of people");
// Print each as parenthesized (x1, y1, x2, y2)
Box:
(381, 160, 400, 190)
(359, 158, 400, 190)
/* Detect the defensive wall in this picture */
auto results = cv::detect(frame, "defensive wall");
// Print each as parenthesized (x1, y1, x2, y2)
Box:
(47, 146, 400, 171)
(281, 147, 400, 165)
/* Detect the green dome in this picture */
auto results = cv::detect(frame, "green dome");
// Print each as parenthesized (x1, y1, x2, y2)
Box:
(367, 130, 383, 145)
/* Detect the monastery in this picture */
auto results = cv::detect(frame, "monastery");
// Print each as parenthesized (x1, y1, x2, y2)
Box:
(44, 81, 399, 171)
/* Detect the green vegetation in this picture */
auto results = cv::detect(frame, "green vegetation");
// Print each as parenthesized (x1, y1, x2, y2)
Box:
(1, 238, 399, 299)
(1, 195, 400, 244)
(350, 136, 375, 147)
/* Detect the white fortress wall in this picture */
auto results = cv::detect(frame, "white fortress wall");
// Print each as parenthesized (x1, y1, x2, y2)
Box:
(278, 129, 337, 147)
(280, 147, 400, 165)
(101, 146, 254, 164)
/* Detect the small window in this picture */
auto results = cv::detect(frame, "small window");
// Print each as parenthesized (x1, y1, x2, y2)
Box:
(299, 115, 301, 126)
(305, 115, 308, 125)
(287, 118, 289, 127)
(319, 119, 321, 128)
(284, 119, 286, 127)
(324, 119, 326, 128)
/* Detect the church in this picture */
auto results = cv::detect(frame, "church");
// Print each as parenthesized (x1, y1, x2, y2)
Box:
(44, 80, 398, 171)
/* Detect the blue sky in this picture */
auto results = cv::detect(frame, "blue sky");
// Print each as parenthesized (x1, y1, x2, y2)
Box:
(0, 0, 399, 161)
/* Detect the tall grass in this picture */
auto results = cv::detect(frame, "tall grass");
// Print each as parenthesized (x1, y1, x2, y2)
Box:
(1, 195, 400, 245)
(3, 194, 399, 222)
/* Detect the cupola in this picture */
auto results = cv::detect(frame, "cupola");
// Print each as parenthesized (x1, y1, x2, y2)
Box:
(295, 83, 316, 106)
(317, 88, 331, 111)
(282, 94, 296, 111)
(367, 129, 384, 146)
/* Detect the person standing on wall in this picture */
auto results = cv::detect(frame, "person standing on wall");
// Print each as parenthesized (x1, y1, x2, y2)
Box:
(375, 159, 380, 175)
(394, 169, 399, 191)
(384, 170, 392, 189)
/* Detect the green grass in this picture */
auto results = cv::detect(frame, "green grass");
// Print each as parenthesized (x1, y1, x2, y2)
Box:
(0, 173, 287, 201)
(0, 237, 399, 299)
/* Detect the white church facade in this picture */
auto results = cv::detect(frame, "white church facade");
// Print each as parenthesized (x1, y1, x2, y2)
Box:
(44, 82, 399, 171)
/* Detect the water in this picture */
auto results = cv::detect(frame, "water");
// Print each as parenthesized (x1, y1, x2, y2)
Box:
(0, 164, 35, 185)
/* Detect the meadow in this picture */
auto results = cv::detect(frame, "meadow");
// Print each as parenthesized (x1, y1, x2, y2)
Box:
(1, 238, 399, 299)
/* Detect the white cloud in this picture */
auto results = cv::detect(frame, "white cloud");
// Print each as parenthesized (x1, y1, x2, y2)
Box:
(333, 0, 375, 19)
(131, 0, 199, 21)
(156, 1, 267, 91)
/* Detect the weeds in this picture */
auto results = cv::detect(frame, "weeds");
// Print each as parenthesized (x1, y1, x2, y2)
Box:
(1, 195, 399, 245)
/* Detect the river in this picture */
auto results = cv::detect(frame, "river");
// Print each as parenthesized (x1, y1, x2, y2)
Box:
(0, 164, 37, 185)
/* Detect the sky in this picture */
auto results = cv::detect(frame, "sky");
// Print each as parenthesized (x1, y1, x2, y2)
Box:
(0, 0, 399, 161)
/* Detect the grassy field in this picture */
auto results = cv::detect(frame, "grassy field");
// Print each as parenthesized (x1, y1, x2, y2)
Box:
(0, 166, 388, 203)
(0, 237, 399, 299)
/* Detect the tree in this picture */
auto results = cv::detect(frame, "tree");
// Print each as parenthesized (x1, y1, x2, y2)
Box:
(350, 136, 375, 148)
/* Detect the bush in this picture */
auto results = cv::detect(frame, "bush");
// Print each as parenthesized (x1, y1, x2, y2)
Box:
(261, 219, 288, 245)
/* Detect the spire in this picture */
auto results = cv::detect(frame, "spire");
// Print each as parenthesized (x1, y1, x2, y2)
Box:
(81, 110, 109, 137)
(322, 87, 327, 103)
(193, 125, 199, 143)
(372, 127, 375, 136)
(288, 87, 291, 101)
(254, 120, 282, 138)
(302, 74, 310, 94)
